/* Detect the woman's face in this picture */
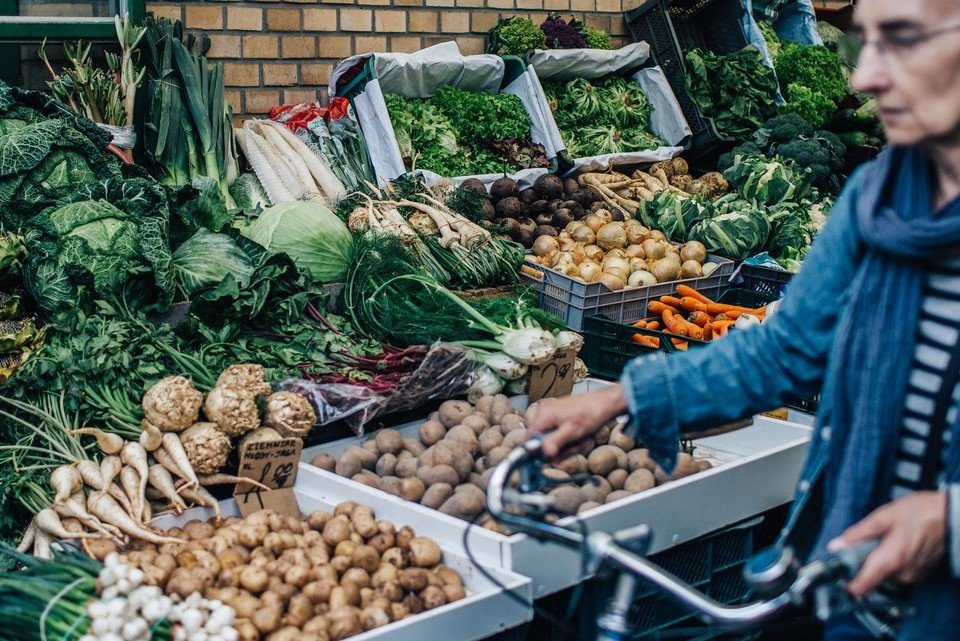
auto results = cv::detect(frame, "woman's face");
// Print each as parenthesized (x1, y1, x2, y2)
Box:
(851, 0, 960, 146)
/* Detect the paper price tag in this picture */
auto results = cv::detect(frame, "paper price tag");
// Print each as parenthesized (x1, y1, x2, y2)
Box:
(233, 437, 303, 518)
(527, 348, 578, 402)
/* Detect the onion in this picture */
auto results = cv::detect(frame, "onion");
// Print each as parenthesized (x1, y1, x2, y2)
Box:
(604, 266, 629, 282)
(625, 222, 650, 245)
(680, 241, 707, 264)
(701, 261, 719, 276)
(583, 214, 606, 234)
(578, 260, 602, 282)
(582, 244, 604, 261)
(602, 256, 630, 274)
(649, 258, 681, 283)
(594, 209, 613, 225)
(629, 257, 647, 273)
(569, 246, 587, 265)
(596, 223, 627, 251)
(661, 251, 681, 267)
(565, 220, 585, 234)
(680, 260, 703, 278)
(599, 272, 625, 291)
(624, 244, 645, 259)
(628, 270, 657, 287)
(558, 237, 577, 251)
(604, 248, 627, 261)
(641, 239, 666, 260)
(649, 229, 668, 242)
(533, 235, 559, 258)
(571, 225, 597, 244)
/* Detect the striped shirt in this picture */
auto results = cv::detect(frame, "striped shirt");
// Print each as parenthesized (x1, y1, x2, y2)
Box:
(891, 256, 960, 499)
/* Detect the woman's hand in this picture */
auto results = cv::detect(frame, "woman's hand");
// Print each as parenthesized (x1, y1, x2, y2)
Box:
(526, 384, 629, 459)
(829, 491, 948, 598)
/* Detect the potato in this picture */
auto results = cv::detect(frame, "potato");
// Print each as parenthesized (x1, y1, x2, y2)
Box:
(345, 445, 377, 470)
(371, 564, 399, 588)
(322, 515, 353, 546)
(439, 485, 485, 519)
(542, 467, 571, 483)
(499, 414, 525, 434)
(418, 420, 446, 446)
(303, 615, 330, 635)
(252, 604, 283, 634)
(400, 477, 426, 502)
(228, 591, 261, 619)
(378, 476, 403, 496)
(489, 394, 516, 425)
(581, 476, 612, 503)
(395, 525, 415, 551)
(477, 429, 504, 455)
(438, 400, 473, 428)
(624, 468, 656, 493)
(461, 414, 490, 435)
(432, 442, 463, 473)
(409, 536, 442, 567)
(485, 446, 510, 468)
(352, 472, 380, 488)
(375, 453, 398, 477)
(445, 425, 479, 455)
(327, 606, 363, 641)
(605, 490, 633, 504)
(283, 565, 310, 588)
(285, 593, 314, 628)
(335, 452, 363, 478)
(350, 505, 377, 538)
(306, 510, 331, 531)
(420, 585, 447, 610)
(594, 423, 613, 446)
(302, 580, 335, 604)
(608, 425, 635, 451)
(653, 464, 670, 485)
(671, 452, 698, 480)
(403, 438, 426, 456)
(239, 566, 269, 593)
(418, 446, 436, 467)
(361, 605, 391, 631)
(548, 486, 586, 514)
(349, 544, 381, 573)
(578, 501, 601, 514)
(235, 619, 260, 641)
(697, 459, 713, 472)
(442, 582, 467, 603)
(395, 458, 419, 479)
(381, 547, 409, 568)
(607, 468, 628, 490)
(375, 579, 403, 602)
(627, 448, 656, 472)
(310, 452, 337, 473)
(399, 568, 430, 592)
(421, 482, 455, 509)
(476, 468, 495, 491)
(501, 429, 527, 450)
(362, 439, 379, 454)
(267, 626, 302, 641)
(434, 565, 462, 586)
(342, 567, 372, 589)
(555, 454, 588, 475)
(368, 528, 395, 554)
(374, 429, 404, 456)
(587, 445, 628, 476)
(417, 464, 459, 487)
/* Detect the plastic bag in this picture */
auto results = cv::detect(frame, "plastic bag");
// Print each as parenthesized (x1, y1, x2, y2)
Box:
(280, 343, 480, 435)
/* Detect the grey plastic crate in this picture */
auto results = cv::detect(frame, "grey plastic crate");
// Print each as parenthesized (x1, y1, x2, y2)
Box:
(523, 254, 735, 331)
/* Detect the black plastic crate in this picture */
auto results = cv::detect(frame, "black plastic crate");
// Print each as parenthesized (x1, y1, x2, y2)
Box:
(732, 263, 794, 300)
(626, 0, 749, 155)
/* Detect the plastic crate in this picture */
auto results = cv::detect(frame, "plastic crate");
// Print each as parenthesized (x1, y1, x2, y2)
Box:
(731, 263, 794, 299)
(581, 519, 760, 640)
(625, 0, 749, 155)
(523, 254, 735, 331)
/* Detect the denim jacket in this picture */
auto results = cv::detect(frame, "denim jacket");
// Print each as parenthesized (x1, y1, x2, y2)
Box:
(618, 168, 960, 606)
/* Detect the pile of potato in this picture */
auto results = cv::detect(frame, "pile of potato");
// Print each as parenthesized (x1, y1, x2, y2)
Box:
(118, 505, 465, 641)
(310, 395, 713, 530)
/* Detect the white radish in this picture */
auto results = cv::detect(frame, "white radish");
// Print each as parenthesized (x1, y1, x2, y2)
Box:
(148, 465, 188, 513)
(236, 128, 291, 204)
(119, 466, 143, 523)
(34, 508, 98, 540)
(87, 493, 181, 544)
(263, 120, 346, 200)
(139, 422, 163, 452)
(197, 473, 270, 491)
(50, 465, 82, 504)
(16, 520, 36, 553)
(258, 121, 319, 199)
(121, 442, 150, 521)
(179, 485, 221, 523)
(72, 427, 124, 454)
(161, 433, 200, 489)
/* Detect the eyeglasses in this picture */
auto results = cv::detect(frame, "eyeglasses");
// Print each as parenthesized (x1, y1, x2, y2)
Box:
(853, 22, 960, 66)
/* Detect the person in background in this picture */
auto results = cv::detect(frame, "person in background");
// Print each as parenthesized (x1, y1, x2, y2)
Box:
(751, 0, 824, 45)
(528, 1, 960, 639)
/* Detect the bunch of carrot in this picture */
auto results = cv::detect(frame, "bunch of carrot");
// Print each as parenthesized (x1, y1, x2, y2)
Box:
(630, 285, 766, 350)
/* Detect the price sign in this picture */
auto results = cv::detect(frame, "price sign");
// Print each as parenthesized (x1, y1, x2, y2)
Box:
(233, 437, 303, 518)
(527, 348, 578, 402)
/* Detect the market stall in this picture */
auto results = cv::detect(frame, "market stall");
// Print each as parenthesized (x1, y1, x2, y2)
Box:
(0, 1, 881, 640)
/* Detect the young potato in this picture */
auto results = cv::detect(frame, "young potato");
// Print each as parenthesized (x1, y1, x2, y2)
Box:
(371, 564, 399, 587)
(234, 619, 260, 641)
(375, 429, 404, 455)
(322, 515, 353, 546)
(438, 485, 485, 520)
(408, 536, 442, 567)
(310, 452, 337, 472)
(368, 528, 396, 554)
(578, 501, 602, 514)
(419, 585, 447, 610)
(605, 490, 633, 504)
(398, 568, 430, 592)
(608, 425, 636, 451)
(548, 486, 586, 514)
(375, 453, 398, 477)
(381, 547, 409, 569)
(228, 591, 262, 619)
(335, 452, 363, 478)
(334, 502, 360, 517)
(442, 582, 467, 603)
(581, 476, 612, 504)
(344, 446, 377, 471)
(378, 476, 403, 496)
(349, 505, 378, 538)
(403, 438, 426, 456)
(437, 400, 473, 428)
(361, 439, 380, 454)
(607, 468, 628, 490)
(400, 477, 426, 502)
(394, 458, 419, 479)
(488, 395, 517, 425)
(445, 425, 479, 456)
(461, 414, 490, 435)
(542, 468, 571, 483)
(351, 472, 380, 488)
(284, 593, 314, 628)
(350, 544, 381, 573)
(283, 564, 311, 588)
(375, 580, 404, 602)
(501, 429, 527, 450)
(697, 459, 714, 472)
(587, 445, 628, 476)
(327, 606, 363, 641)
(417, 464, 459, 487)
(395, 526, 415, 550)
(478, 429, 504, 455)
(484, 446, 510, 469)
(251, 603, 283, 634)
(361, 605, 391, 631)
(420, 483, 455, 510)
(627, 448, 657, 473)
(302, 580, 335, 604)
(418, 421, 446, 447)
(341, 567, 372, 590)
(499, 414, 525, 434)
(390, 602, 411, 621)
(624, 468, 656, 493)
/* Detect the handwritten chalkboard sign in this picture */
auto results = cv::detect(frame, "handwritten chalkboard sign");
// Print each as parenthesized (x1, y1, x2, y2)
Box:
(233, 437, 303, 518)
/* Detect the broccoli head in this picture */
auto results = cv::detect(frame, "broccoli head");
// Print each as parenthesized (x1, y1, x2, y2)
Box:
(782, 83, 837, 129)
(541, 13, 586, 49)
(759, 113, 815, 144)
(775, 42, 848, 105)
(717, 141, 763, 173)
(773, 132, 846, 194)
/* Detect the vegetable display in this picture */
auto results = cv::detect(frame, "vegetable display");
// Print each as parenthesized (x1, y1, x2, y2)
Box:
(542, 77, 662, 157)
(486, 14, 611, 56)
(684, 46, 778, 140)
(385, 88, 547, 177)
(312, 395, 713, 528)
(774, 42, 847, 128)
(118, 505, 466, 640)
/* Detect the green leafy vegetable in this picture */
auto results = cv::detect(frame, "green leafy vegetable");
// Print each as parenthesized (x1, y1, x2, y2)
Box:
(583, 26, 613, 50)
(171, 228, 255, 296)
(487, 17, 546, 56)
(689, 198, 772, 260)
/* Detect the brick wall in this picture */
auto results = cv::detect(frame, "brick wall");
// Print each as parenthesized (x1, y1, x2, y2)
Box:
(147, 0, 634, 118)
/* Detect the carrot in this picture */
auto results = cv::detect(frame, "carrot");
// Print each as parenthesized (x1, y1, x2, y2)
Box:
(662, 309, 688, 336)
(631, 334, 661, 349)
(688, 311, 712, 327)
(677, 317, 704, 340)
(677, 284, 715, 305)
(719, 309, 764, 321)
(632, 319, 649, 329)
(660, 295, 684, 308)
(645, 321, 661, 330)
(712, 320, 735, 338)
(670, 339, 689, 350)
(705, 303, 765, 316)
(648, 301, 677, 315)
(87, 493, 182, 544)
(679, 297, 707, 312)
(702, 323, 714, 341)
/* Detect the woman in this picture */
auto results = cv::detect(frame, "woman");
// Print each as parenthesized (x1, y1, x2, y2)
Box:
(528, 1, 960, 639)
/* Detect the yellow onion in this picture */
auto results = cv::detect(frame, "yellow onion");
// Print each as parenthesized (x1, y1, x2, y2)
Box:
(533, 235, 559, 258)
(582, 244, 604, 261)
(571, 225, 597, 244)
(702, 261, 719, 276)
(569, 246, 587, 265)
(661, 251, 682, 267)
(599, 272, 625, 291)
(596, 223, 628, 251)
(602, 256, 630, 274)
(680, 241, 707, 264)
(558, 236, 577, 251)
(578, 260, 602, 282)
(604, 248, 627, 261)
(624, 244, 645, 259)
(583, 214, 606, 234)
(628, 270, 657, 287)
(649, 258, 681, 283)
(604, 266, 629, 282)
(680, 260, 703, 278)
(594, 209, 613, 224)
(649, 229, 668, 242)
(565, 220, 585, 234)
(629, 257, 647, 273)
(641, 239, 666, 260)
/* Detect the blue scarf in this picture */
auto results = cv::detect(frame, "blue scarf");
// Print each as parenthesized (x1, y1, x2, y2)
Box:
(816, 147, 960, 640)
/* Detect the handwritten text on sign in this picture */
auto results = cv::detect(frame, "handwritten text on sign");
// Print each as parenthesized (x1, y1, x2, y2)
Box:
(234, 437, 303, 518)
